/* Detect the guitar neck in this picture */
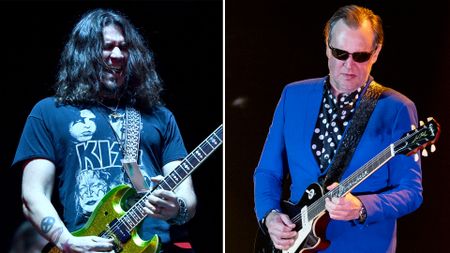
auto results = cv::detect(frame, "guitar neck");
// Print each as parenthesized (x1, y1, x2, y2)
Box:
(156, 125, 223, 192)
(304, 118, 440, 222)
(117, 125, 223, 230)
(307, 144, 395, 220)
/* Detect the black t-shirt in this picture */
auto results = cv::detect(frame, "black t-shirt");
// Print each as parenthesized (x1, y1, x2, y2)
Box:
(13, 97, 187, 243)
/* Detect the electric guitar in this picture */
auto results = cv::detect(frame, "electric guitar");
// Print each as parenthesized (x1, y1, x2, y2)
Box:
(254, 118, 440, 253)
(42, 124, 223, 253)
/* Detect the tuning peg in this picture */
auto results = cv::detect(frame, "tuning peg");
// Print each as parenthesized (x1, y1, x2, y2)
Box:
(431, 144, 436, 153)
(411, 124, 416, 130)
(422, 149, 428, 157)
(419, 120, 425, 126)
(427, 117, 433, 122)
(414, 153, 419, 162)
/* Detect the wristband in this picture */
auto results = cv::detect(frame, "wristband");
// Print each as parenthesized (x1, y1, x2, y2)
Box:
(168, 197, 189, 225)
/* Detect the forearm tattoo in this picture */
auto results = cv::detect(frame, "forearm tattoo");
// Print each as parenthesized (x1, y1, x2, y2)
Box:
(41, 216, 55, 233)
(41, 216, 63, 244)
(50, 227, 63, 244)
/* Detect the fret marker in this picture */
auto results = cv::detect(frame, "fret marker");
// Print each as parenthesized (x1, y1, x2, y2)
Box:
(195, 150, 204, 158)
(210, 137, 218, 145)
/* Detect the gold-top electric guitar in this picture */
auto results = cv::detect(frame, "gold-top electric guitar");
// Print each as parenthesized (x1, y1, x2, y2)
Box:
(254, 118, 440, 253)
(42, 124, 223, 253)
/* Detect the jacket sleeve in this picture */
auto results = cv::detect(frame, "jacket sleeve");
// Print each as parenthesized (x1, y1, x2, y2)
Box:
(358, 101, 423, 224)
(253, 87, 288, 221)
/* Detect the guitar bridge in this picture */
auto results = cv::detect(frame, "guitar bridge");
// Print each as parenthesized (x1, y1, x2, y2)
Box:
(112, 239, 123, 252)
(99, 226, 124, 252)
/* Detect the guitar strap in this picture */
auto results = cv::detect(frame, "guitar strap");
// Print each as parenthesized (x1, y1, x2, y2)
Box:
(322, 81, 386, 188)
(121, 107, 150, 193)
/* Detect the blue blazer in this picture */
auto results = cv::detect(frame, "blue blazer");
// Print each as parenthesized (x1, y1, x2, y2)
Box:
(254, 77, 423, 252)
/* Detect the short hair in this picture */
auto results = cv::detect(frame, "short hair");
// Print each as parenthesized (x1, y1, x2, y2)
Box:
(324, 5, 384, 48)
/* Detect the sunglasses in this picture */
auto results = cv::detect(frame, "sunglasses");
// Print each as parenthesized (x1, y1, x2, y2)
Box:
(328, 44, 376, 63)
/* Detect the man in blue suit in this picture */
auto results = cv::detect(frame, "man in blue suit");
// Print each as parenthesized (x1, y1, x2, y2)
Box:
(254, 5, 422, 253)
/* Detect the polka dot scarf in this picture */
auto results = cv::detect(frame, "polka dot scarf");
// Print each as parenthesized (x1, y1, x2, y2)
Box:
(312, 79, 365, 172)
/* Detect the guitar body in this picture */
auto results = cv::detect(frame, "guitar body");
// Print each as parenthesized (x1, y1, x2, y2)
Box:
(42, 184, 160, 253)
(254, 183, 330, 253)
(282, 183, 330, 253)
(41, 125, 224, 253)
(42, 125, 224, 253)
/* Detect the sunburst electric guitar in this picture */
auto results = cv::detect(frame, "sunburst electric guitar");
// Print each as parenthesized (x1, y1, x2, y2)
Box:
(254, 118, 440, 253)
(42, 125, 223, 253)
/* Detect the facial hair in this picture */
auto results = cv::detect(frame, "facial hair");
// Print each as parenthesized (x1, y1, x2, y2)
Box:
(100, 70, 125, 99)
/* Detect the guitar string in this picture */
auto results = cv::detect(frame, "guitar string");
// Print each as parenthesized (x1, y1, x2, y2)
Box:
(296, 129, 426, 223)
(290, 129, 424, 224)
(105, 138, 221, 238)
(104, 127, 223, 237)
(303, 130, 417, 222)
(308, 146, 393, 222)
(290, 146, 391, 224)
(102, 129, 223, 239)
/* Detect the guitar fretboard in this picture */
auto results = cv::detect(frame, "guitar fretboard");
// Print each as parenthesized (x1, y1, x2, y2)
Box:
(107, 125, 223, 234)
(306, 145, 395, 222)
(289, 120, 438, 227)
(157, 126, 223, 192)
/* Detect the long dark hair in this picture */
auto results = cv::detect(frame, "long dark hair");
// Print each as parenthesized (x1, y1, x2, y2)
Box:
(55, 9, 162, 111)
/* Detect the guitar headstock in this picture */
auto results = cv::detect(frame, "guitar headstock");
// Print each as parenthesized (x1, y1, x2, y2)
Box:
(394, 117, 440, 159)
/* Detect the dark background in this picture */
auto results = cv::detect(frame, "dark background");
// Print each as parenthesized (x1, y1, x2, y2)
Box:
(226, 0, 449, 252)
(2, 0, 222, 252)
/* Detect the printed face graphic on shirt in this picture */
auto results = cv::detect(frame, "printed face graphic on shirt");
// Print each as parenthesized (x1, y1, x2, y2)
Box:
(107, 111, 125, 141)
(69, 108, 151, 216)
(69, 109, 97, 142)
(77, 169, 109, 214)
